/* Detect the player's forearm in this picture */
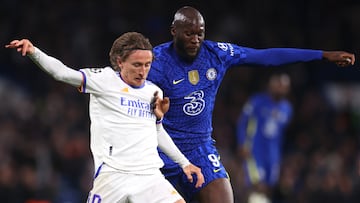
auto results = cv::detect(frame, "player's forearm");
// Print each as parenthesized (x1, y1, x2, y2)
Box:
(244, 48, 323, 66)
(157, 124, 191, 168)
(28, 47, 83, 86)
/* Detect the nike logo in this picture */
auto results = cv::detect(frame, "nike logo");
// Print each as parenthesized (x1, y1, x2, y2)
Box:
(173, 78, 185, 85)
(213, 168, 222, 173)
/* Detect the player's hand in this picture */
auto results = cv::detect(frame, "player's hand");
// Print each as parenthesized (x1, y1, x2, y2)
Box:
(182, 163, 205, 188)
(5, 39, 35, 56)
(322, 51, 355, 67)
(151, 91, 170, 120)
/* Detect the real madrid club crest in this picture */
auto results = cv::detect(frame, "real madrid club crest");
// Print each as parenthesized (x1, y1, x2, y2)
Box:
(89, 68, 102, 73)
(206, 68, 217, 81)
(188, 70, 199, 85)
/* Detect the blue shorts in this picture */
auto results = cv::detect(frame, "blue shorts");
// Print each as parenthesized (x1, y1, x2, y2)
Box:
(159, 140, 229, 201)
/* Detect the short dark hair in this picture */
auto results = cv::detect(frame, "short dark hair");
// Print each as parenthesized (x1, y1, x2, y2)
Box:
(109, 32, 153, 71)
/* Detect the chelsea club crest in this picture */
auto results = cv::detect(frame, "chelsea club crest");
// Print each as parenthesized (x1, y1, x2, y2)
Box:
(206, 68, 217, 81)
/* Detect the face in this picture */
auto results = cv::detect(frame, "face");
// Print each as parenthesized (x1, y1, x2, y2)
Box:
(172, 21, 205, 60)
(118, 50, 153, 87)
(269, 74, 291, 101)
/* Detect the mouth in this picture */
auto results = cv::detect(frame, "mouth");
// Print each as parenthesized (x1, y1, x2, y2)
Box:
(135, 77, 145, 82)
(186, 47, 199, 56)
(131, 78, 145, 87)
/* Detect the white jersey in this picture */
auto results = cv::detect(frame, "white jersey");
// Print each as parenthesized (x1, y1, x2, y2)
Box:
(29, 47, 190, 175)
(28, 47, 193, 202)
(79, 67, 164, 174)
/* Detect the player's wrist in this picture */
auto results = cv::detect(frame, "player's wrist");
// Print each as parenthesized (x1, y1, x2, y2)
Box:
(156, 117, 163, 124)
(180, 160, 191, 169)
(28, 47, 40, 59)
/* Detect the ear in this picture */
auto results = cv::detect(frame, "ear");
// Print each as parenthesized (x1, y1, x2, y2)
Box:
(170, 26, 176, 37)
(117, 58, 123, 71)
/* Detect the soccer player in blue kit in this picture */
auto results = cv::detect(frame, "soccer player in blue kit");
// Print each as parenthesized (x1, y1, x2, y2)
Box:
(147, 6, 355, 203)
(236, 73, 292, 203)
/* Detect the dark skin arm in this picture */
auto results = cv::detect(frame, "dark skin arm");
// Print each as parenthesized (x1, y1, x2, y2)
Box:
(322, 51, 355, 67)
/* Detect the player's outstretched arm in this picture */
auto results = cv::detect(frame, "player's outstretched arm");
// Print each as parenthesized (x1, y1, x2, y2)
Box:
(322, 51, 355, 67)
(5, 39, 83, 87)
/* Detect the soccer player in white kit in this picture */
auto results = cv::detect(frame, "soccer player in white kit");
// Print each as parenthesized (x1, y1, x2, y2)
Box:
(6, 32, 205, 203)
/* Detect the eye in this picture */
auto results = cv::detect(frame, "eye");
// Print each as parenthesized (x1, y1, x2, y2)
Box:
(133, 63, 142, 68)
(185, 32, 192, 37)
(145, 62, 152, 69)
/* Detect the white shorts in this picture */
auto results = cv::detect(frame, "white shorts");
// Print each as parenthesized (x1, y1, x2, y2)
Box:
(87, 168, 183, 203)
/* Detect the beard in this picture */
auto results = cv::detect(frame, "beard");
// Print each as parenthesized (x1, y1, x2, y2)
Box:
(175, 40, 199, 62)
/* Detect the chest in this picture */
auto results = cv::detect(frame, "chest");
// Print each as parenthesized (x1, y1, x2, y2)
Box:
(256, 104, 289, 124)
(93, 86, 153, 115)
(161, 59, 223, 99)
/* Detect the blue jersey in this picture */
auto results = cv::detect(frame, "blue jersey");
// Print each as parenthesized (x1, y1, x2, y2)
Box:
(236, 93, 292, 185)
(148, 40, 320, 151)
(148, 40, 320, 199)
(237, 93, 293, 161)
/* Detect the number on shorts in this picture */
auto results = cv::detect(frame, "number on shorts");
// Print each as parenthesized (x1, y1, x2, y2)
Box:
(87, 192, 102, 203)
(207, 153, 220, 167)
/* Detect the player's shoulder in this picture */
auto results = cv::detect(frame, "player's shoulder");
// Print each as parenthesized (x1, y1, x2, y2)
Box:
(203, 40, 218, 47)
(144, 79, 156, 86)
(250, 93, 270, 104)
(144, 80, 163, 93)
(279, 99, 292, 109)
(154, 41, 171, 49)
(153, 42, 172, 55)
(151, 42, 173, 71)
(251, 93, 267, 100)
(80, 66, 116, 78)
(145, 79, 161, 89)
(203, 40, 235, 50)
(80, 66, 112, 72)
(202, 40, 241, 59)
(83, 66, 114, 72)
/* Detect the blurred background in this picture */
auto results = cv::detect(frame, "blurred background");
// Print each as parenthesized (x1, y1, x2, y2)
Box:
(1, 0, 360, 202)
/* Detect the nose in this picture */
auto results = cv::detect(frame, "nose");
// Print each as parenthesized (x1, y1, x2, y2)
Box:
(138, 65, 148, 76)
(191, 34, 200, 44)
